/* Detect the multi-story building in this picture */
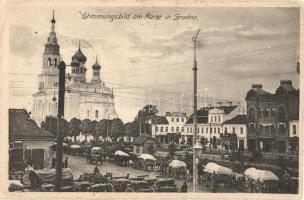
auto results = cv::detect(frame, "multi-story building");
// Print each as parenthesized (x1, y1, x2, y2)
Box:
(151, 112, 187, 144)
(288, 112, 299, 153)
(222, 115, 248, 150)
(245, 80, 299, 153)
(31, 12, 117, 125)
(184, 103, 245, 148)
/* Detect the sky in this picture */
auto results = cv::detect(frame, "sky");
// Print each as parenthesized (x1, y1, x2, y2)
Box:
(9, 7, 300, 122)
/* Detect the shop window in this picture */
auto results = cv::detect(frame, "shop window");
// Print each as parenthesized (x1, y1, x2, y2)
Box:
(293, 125, 296, 135)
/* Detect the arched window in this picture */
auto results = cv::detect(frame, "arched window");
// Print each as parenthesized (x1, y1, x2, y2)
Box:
(248, 108, 256, 122)
(54, 58, 57, 66)
(87, 110, 90, 118)
(95, 110, 98, 118)
(278, 107, 286, 122)
(48, 58, 52, 66)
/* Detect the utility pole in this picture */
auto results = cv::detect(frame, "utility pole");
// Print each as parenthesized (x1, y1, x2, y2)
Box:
(106, 112, 110, 141)
(192, 29, 200, 192)
(55, 61, 66, 191)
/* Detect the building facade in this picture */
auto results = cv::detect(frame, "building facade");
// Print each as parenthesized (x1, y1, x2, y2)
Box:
(288, 113, 299, 153)
(184, 103, 245, 149)
(222, 115, 248, 150)
(245, 81, 299, 154)
(32, 12, 117, 125)
(151, 112, 187, 144)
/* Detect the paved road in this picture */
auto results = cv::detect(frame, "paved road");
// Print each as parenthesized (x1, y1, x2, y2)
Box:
(65, 154, 210, 192)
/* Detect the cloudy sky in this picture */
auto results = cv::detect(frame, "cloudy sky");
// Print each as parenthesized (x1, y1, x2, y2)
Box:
(9, 7, 300, 122)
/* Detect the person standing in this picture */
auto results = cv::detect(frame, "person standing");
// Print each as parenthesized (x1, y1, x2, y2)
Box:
(210, 172, 217, 193)
(64, 157, 68, 168)
(180, 181, 188, 192)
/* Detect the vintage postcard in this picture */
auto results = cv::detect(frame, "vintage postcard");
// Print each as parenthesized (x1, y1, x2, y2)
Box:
(0, 0, 303, 199)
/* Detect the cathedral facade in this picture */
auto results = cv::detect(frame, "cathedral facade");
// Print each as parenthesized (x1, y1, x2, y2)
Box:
(32, 12, 118, 126)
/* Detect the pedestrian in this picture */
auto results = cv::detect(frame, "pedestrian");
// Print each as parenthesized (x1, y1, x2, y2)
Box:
(210, 172, 217, 193)
(51, 157, 56, 169)
(93, 166, 100, 175)
(282, 170, 290, 192)
(180, 181, 188, 193)
(64, 157, 68, 168)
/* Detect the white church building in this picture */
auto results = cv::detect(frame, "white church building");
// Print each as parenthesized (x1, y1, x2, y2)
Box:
(32, 12, 118, 125)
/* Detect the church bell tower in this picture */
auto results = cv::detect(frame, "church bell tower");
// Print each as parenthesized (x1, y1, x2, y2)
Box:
(38, 11, 61, 91)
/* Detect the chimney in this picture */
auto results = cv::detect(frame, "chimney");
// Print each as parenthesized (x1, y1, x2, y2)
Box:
(280, 80, 294, 92)
(216, 102, 223, 107)
(252, 84, 263, 91)
(280, 80, 292, 87)
(226, 101, 233, 106)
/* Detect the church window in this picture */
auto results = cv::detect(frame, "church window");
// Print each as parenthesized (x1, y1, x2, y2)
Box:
(48, 58, 52, 66)
(95, 110, 98, 118)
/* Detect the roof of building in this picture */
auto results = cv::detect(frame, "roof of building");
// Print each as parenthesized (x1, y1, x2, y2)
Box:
(165, 112, 187, 117)
(9, 109, 54, 141)
(223, 115, 248, 125)
(185, 105, 238, 124)
(133, 133, 156, 145)
(152, 116, 169, 124)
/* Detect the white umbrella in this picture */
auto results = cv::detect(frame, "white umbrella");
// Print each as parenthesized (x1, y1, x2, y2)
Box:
(203, 162, 233, 175)
(168, 160, 187, 168)
(70, 144, 81, 149)
(139, 154, 156, 161)
(244, 167, 279, 182)
(91, 147, 103, 151)
(114, 150, 129, 157)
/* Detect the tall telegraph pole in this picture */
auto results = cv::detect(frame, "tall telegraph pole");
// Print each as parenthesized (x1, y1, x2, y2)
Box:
(55, 61, 66, 191)
(192, 29, 200, 192)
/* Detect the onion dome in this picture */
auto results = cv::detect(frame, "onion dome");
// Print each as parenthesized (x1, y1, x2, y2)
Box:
(72, 47, 87, 63)
(92, 56, 101, 70)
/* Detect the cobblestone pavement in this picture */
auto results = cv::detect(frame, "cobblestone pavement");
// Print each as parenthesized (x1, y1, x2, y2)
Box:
(65, 154, 212, 192)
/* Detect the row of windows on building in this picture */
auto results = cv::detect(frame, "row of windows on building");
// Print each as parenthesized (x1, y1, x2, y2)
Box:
(47, 58, 58, 66)
(156, 126, 184, 133)
(248, 107, 286, 122)
(155, 125, 244, 134)
(210, 115, 221, 123)
(86, 110, 100, 118)
(72, 68, 85, 74)
(170, 117, 185, 123)
(248, 123, 289, 135)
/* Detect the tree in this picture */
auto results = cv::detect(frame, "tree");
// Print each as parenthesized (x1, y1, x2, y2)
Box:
(138, 105, 158, 135)
(95, 120, 108, 140)
(68, 118, 81, 141)
(41, 116, 58, 136)
(80, 119, 92, 141)
(62, 119, 69, 137)
(109, 118, 124, 141)
(91, 120, 97, 139)
(124, 120, 140, 138)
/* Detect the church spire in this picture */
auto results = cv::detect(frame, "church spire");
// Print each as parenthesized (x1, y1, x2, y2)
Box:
(44, 10, 60, 55)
